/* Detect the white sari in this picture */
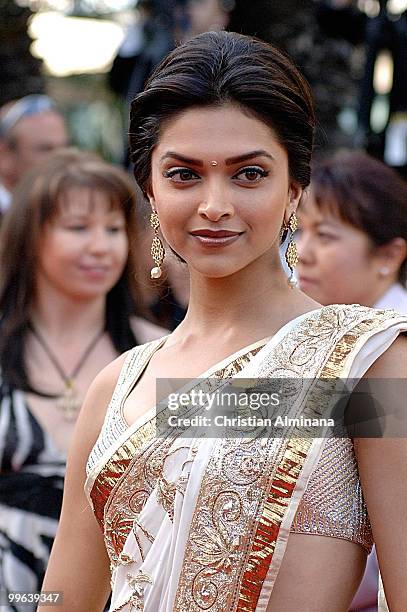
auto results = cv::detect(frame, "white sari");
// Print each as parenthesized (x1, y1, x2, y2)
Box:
(85, 304, 407, 611)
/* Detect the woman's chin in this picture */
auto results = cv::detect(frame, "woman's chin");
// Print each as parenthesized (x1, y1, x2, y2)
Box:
(60, 286, 113, 302)
(189, 263, 247, 279)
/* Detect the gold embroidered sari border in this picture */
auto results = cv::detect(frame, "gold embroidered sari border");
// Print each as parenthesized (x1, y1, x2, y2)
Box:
(174, 306, 407, 612)
(240, 309, 407, 611)
(90, 420, 156, 529)
(86, 339, 269, 519)
(236, 437, 312, 611)
(88, 341, 270, 569)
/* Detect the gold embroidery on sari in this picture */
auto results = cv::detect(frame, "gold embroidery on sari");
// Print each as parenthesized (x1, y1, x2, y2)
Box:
(109, 570, 154, 612)
(105, 437, 174, 564)
(156, 477, 177, 522)
(185, 437, 280, 610)
(127, 570, 153, 611)
(89, 344, 265, 570)
(237, 438, 310, 611)
(87, 305, 405, 611)
(118, 552, 135, 565)
(91, 421, 156, 532)
(174, 305, 402, 611)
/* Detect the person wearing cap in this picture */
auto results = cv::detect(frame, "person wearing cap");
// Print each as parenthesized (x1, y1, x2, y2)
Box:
(0, 95, 69, 214)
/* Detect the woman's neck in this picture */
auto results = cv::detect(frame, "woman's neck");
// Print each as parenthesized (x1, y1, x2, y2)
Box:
(176, 257, 317, 341)
(30, 288, 106, 342)
(366, 277, 399, 308)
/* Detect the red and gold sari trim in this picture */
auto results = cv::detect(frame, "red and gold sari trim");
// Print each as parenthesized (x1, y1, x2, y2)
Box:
(243, 309, 402, 611)
(90, 420, 156, 532)
(175, 306, 404, 611)
(237, 438, 311, 611)
(88, 343, 266, 565)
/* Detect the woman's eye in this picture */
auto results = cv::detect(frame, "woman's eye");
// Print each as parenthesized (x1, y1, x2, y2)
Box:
(317, 231, 336, 241)
(107, 226, 124, 233)
(68, 225, 87, 231)
(163, 168, 200, 182)
(233, 166, 269, 182)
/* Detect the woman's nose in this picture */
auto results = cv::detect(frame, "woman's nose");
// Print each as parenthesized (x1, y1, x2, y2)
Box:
(197, 184, 234, 222)
(296, 229, 314, 264)
(88, 227, 110, 253)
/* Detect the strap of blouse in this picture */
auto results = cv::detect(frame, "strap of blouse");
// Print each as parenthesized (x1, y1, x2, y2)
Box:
(86, 337, 166, 475)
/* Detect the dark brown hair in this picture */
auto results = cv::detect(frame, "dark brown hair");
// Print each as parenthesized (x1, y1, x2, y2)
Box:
(0, 148, 143, 390)
(311, 150, 407, 284)
(129, 30, 315, 194)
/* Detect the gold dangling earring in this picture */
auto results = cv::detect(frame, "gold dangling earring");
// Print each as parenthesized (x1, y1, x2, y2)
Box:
(150, 211, 165, 279)
(285, 212, 299, 288)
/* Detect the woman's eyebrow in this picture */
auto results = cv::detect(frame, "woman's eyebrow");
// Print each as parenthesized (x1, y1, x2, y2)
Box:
(160, 152, 204, 166)
(316, 219, 341, 230)
(59, 211, 89, 220)
(225, 150, 275, 165)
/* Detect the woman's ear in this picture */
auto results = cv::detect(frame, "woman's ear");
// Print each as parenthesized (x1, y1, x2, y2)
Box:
(145, 182, 155, 210)
(148, 195, 156, 212)
(376, 238, 407, 279)
(284, 182, 303, 224)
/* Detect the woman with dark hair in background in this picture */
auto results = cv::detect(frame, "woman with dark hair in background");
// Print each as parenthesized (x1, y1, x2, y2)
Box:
(297, 151, 407, 313)
(0, 148, 166, 607)
(297, 150, 407, 612)
(42, 33, 407, 611)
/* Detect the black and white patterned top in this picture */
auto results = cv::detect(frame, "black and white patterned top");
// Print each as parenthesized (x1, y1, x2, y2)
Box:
(0, 377, 65, 612)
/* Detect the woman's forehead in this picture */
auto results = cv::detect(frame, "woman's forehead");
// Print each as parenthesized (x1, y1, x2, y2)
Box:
(153, 104, 283, 160)
(56, 187, 124, 215)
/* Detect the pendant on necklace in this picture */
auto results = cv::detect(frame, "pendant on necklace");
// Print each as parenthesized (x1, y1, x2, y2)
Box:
(56, 380, 81, 422)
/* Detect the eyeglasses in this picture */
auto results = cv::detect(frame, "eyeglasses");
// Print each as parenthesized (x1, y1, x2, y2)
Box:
(0, 94, 58, 138)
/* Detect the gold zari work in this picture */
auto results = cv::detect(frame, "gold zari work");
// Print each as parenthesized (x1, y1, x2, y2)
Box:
(86, 305, 406, 611)
(174, 306, 396, 611)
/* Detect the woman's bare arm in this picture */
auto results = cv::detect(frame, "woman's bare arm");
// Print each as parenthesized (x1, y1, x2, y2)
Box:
(355, 335, 407, 612)
(39, 353, 128, 612)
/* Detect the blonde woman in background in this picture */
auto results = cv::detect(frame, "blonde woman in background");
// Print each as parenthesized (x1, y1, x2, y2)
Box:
(0, 148, 166, 608)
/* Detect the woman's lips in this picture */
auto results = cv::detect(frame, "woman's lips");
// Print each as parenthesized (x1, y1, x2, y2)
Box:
(298, 276, 318, 288)
(78, 265, 110, 279)
(189, 229, 243, 247)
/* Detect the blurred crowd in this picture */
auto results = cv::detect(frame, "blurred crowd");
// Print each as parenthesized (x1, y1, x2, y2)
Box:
(0, 1, 406, 611)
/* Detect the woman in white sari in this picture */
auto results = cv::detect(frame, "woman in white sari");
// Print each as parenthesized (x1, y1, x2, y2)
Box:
(41, 32, 407, 612)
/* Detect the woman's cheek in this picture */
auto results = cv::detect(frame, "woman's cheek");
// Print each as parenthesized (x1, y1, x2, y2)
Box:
(156, 223, 171, 249)
(321, 242, 342, 264)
